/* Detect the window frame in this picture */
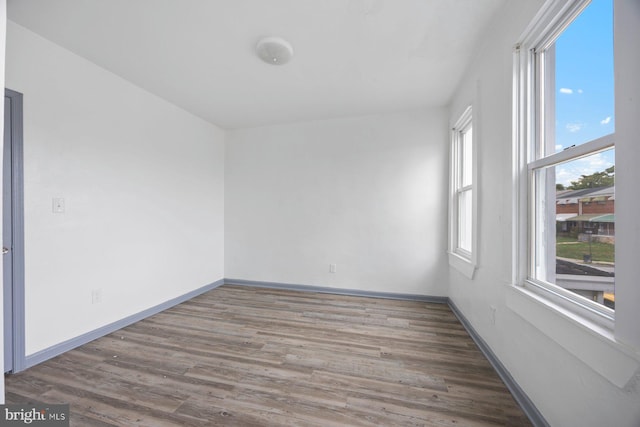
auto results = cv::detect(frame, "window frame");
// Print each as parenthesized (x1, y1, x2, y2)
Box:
(449, 106, 477, 279)
(514, 0, 615, 329)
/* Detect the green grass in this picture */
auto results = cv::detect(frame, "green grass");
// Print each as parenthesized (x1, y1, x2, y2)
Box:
(556, 236, 615, 263)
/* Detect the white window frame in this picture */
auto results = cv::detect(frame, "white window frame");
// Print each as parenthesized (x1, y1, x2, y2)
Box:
(449, 106, 477, 279)
(513, 0, 615, 330)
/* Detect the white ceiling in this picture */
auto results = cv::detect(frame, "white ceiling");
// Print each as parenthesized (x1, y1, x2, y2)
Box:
(7, 0, 504, 129)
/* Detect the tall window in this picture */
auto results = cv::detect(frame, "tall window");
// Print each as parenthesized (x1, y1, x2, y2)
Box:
(516, 0, 615, 323)
(449, 106, 476, 278)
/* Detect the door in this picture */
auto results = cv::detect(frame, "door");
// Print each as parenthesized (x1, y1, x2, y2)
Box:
(3, 95, 12, 372)
(3, 89, 24, 373)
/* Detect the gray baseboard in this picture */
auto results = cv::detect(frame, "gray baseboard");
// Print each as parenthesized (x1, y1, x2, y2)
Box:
(448, 300, 549, 427)
(223, 278, 449, 304)
(24, 279, 225, 369)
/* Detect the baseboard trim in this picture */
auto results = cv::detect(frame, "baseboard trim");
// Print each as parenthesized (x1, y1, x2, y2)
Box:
(448, 300, 549, 427)
(223, 278, 449, 304)
(24, 279, 225, 369)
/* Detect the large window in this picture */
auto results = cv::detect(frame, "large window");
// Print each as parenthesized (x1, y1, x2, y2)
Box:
(516, 0, 615, 324)
(449, 106, 476, 278)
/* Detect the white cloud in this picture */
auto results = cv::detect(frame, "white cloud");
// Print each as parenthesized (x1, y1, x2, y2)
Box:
(600, 116, 612, 125)
(559, 88, 573, 94)
(556, 168, 572, 183)
(556, 152, 615, 186)
(577, 89, 584, 94)
(555, 144, 563, 151)
(575, 153, 611, 170)
(566, 122, 583, 133)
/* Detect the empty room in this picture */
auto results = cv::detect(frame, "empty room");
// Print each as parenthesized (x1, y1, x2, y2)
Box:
(1, 0, 639, 426)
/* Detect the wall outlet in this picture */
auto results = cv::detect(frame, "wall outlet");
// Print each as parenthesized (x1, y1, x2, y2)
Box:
(490, 305, 497, 325)
(92, 289, 102, 304)
(329, 263, 337, 273)
(52, 197, 65, 213)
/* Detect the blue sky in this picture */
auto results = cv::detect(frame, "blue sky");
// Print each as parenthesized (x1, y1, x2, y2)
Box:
(554, 0, 614, 187)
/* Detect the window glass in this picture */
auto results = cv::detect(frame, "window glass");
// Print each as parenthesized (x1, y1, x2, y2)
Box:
(551, 0, 614, 154)
(533, 149, 615, 308)
(461, 127, 473, 187)
(458, 189, 472, 253)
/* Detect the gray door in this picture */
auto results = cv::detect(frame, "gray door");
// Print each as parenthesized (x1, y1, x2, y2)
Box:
(3, 95, 12, 372)
(3, 89, 24, 374)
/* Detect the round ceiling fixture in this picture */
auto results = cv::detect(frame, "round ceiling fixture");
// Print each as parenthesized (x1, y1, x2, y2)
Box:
(256, 37, 294, 65)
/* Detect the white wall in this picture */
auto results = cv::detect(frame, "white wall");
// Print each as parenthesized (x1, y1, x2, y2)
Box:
(5, 22, 225, 356)
(225, 109, 449, 296)
(614, 0, 640, 351)
(449, 1, 640, 426)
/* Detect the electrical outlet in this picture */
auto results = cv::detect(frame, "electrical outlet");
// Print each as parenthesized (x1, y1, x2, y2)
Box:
(490, 305, 497, 325)
(92, 289, 102, 304)
(329, 263, 337, 273)
(52, 197, 65, 213)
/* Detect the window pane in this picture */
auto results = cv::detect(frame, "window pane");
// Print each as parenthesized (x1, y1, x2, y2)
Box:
(461, 127, 472, 187)
(458, 189, 472, 252)
(546, 0, 614, 154)
(533, 149, 615, 309)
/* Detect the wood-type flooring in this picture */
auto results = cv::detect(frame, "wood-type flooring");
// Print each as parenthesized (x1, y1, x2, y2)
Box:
(5, 285, 532, 426)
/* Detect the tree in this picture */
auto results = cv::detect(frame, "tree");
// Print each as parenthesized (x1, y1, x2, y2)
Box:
(556, 183, 566, 191)
(567, 166, 614, 189)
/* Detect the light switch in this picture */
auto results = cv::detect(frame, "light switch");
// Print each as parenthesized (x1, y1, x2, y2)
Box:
(52, 197, 65, 213)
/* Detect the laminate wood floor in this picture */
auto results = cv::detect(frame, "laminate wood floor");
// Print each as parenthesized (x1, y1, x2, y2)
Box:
(5, 285, 532, 426)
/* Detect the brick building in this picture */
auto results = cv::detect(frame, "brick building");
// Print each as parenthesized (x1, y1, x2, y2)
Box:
(556, 186, 615, 237)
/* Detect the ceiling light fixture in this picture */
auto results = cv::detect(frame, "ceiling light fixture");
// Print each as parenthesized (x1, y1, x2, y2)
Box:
(256, 37, 294, 65)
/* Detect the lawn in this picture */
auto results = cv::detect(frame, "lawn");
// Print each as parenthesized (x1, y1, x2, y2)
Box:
(556, 236, 615, 263)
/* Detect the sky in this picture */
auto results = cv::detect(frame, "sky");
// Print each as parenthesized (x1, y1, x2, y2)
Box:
(554, 0, 614, 188)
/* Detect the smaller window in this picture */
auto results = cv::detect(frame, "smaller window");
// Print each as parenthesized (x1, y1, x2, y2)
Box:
(449, 106, 476, 278)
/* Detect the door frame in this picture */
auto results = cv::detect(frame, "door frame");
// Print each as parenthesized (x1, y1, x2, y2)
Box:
(4, 88, 25, 373)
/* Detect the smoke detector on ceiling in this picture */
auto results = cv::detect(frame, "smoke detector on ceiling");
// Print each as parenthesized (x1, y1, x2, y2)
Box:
(256, 37, 294, 65)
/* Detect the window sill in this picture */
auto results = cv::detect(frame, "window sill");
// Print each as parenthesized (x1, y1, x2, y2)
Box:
(448, 251, 476, 279)
(506, 284, 640, 388)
